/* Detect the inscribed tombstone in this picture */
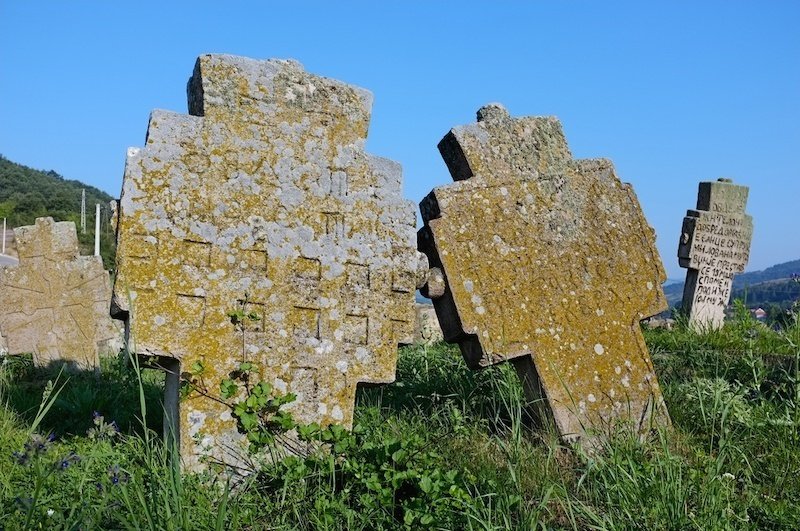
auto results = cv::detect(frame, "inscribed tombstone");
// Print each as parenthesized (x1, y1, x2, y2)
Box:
(0, 217, 118, 369)
(419, 104, 670, 443)
(678, 179, 753, 330)
(113, 55, 417, 470)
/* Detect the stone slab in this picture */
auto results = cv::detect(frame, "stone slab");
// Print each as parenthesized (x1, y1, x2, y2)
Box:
(419, 104, 670, 443)
(678, 179, 753, 331)
(414, 303, 443, 344)
(0, 217, 118, 369)
(113, 54, 417, 470)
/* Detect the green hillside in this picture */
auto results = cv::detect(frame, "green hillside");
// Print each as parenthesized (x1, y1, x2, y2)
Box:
(0, 155, 116, 267)
(664, 259, 800, 309)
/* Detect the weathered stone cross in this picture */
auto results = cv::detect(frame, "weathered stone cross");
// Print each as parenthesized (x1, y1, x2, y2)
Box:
(0, 217, 117, 369)
(113, 55, 417, 470)
(678, 179, 753, 331)
(419, 104, 670, 443)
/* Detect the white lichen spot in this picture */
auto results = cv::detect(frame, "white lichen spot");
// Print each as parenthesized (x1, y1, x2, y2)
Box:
(336, 360, 348, 373)
(588, 393, 597, 403)
(464, 280, 474, 293)
(331, 406, 344, 421)
(476, 306, 485, 315)
(615, 366, 622, 375)
(317, 403, 328, 415)
(621, 376, 630, 388)
(646, 281, 654, 290)
(273, 378, 287, 393)
(596, 308, 604, 316)
(355, 347, 370, 362)
(154, 315, 166, 326)
(187, 411, 206, 437)
(594, 343, 605, 355)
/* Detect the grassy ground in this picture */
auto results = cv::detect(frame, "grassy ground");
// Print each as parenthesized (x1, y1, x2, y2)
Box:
(1, 312, 798, 530)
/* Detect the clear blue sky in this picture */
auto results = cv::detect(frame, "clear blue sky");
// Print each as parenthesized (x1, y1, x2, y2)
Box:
(1, 1, 797, 279)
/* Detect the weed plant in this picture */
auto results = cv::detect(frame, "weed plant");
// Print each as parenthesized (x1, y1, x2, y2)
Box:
(1, 308, 798, 529)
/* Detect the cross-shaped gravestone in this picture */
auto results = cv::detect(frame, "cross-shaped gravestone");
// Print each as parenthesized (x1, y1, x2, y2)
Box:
(678, 179, 753, 331)
(113, 55, 417, 471)
(0, 217, 118, 370)
(419, 104, 670, 443)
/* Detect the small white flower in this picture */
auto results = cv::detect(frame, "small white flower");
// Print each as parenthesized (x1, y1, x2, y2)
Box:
(47, 509, 55, 517)
(722, 472, 735, 481)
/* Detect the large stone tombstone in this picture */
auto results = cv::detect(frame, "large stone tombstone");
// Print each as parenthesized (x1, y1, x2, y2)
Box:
(678, 179, 753, 331)
(419, 104, 670, 443)
(0, 217, 118, 369)
(113, 55, 417, 470)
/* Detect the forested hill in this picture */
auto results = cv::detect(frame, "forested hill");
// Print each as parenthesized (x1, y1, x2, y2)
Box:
(0, 155, 116, 267)
(0, 155, 114, 226)
(664, 258, 800, 307)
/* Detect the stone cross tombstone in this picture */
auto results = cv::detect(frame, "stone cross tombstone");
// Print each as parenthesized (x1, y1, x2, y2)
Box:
(113, 54, 417, 470)
(678, 179, 753, 331)
(418, 104, 670, 444)
(0, 217, 118, 370)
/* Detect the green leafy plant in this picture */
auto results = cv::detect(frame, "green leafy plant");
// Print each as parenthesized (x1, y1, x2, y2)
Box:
(180, 295, 303, 456)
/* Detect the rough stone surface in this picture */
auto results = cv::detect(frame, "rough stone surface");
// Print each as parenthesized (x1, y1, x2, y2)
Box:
(113, 54, 417, 470)
(419, 104, 669, 443)
(414, 303, 443, 344)
(0, 217, 118, 369)
(678, 179, 752, 331)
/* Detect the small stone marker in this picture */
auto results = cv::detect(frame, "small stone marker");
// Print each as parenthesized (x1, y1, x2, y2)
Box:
(0, 217, 118, 369)
(414, 303, 443, 344)
(113, 55, 417, 470)
(678, 179, 753, 330)
(419, 104, 670, 443)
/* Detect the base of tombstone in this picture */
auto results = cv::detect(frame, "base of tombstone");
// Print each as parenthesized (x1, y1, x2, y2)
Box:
(133, 353, 337, 474)
(511, 354, 670, 451)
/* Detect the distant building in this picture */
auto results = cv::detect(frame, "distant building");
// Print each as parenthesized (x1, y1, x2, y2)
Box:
(751, 307, 767, 321)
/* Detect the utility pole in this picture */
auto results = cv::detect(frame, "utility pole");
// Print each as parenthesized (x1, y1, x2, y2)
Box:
(81, 189, 86, 234)
(2, 217, 6, 255)
(94, 204, 101, 257)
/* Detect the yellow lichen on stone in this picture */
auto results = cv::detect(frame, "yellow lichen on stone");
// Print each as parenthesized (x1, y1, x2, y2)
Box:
(0, 217, 118, 370)
(113, 55, 416, 471)
(419, 104, 669, 443)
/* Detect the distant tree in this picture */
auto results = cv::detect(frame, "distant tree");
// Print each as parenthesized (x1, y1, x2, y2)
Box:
(0, 154, 117, 268)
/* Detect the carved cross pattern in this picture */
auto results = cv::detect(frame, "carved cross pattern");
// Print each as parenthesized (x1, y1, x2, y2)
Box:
(419, 104, 670, 442)
(113, 55, 417, 471)
(0, 217, 116, 369)
(678, 179, 753, 331)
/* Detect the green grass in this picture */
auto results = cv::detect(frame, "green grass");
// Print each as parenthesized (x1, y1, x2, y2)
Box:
(1, 312, 798, 529)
